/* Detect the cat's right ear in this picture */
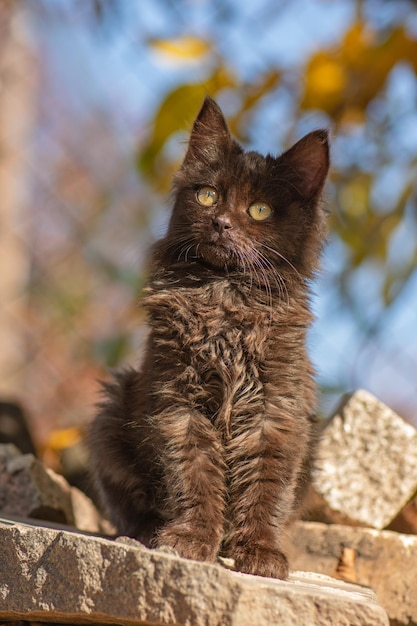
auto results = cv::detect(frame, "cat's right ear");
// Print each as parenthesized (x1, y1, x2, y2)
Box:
(182, 97, 232, 166)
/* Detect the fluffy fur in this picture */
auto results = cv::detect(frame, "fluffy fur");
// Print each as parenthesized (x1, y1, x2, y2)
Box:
(88, 97, 329, 579)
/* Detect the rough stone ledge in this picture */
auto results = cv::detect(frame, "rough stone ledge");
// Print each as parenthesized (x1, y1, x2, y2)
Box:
(290, 521, 417, 626)
(0, 520, 388, 626)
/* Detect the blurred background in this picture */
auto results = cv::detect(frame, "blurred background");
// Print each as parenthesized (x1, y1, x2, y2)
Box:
(1, 0, 417, 471)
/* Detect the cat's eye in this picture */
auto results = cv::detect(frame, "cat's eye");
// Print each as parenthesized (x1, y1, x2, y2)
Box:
(196, 186, 218, 207)
(248, 201, 273, 221)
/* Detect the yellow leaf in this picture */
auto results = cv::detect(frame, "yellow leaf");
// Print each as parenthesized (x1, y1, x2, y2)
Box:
(150, 36, 210, 62)
(301, 53, 346, 113)
(309, 58, 346, 95)
(338, 176, 371, 219)
(342, 22, 374, 65)
(46, 427, 82, 452)
(339, 106, 366, 125)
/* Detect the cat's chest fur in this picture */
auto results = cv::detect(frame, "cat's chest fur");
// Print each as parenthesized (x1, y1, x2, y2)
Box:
(144, 277, 274, 437)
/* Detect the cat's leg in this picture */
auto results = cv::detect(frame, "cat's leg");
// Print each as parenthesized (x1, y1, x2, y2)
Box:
(225, 397, 309, 579)
(153, 404, 226, 563)
(88, 369, 164, 545)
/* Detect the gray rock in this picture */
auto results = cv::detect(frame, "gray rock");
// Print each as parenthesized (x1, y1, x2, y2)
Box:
(312, 389, 417, 529)
(0, 444, 109, 533)
(70, 484, 113, 534)
(0, 444, 74, 525)
(289, 521, 417, 626)
(0, 520, 388, 626)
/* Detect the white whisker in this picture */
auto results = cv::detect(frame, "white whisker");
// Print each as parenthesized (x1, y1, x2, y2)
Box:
(258, 242, 302, 280)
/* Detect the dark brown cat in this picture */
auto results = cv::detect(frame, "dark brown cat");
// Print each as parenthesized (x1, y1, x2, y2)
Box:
(88, 96, 329, 579)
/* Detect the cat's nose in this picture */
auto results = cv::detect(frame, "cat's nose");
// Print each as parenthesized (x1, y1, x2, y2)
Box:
(212, 216, 232, 234)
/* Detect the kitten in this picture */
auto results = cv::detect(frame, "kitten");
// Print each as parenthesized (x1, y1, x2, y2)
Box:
(88, 96, 329, 579)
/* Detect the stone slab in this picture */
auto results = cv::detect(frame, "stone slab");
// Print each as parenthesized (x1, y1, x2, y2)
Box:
(289, 521, 417, 626)
(0, 520, 388, 626)
(312, 389, 417, 529)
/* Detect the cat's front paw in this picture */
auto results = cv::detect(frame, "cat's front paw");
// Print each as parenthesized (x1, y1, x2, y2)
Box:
(233, 545, 289, 579)
(155, 525, 220, 563)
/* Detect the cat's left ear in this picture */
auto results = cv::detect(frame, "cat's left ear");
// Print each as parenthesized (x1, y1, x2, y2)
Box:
(279, 130, 330, 201)
(182, 96, 232, 166)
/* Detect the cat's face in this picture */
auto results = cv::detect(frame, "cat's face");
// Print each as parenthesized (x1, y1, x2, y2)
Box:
(164, 97, 329, 279)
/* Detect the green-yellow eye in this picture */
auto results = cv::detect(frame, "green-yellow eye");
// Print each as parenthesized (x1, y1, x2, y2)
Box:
(196, 186, 218, 207)
(248, 201, 273, 221)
